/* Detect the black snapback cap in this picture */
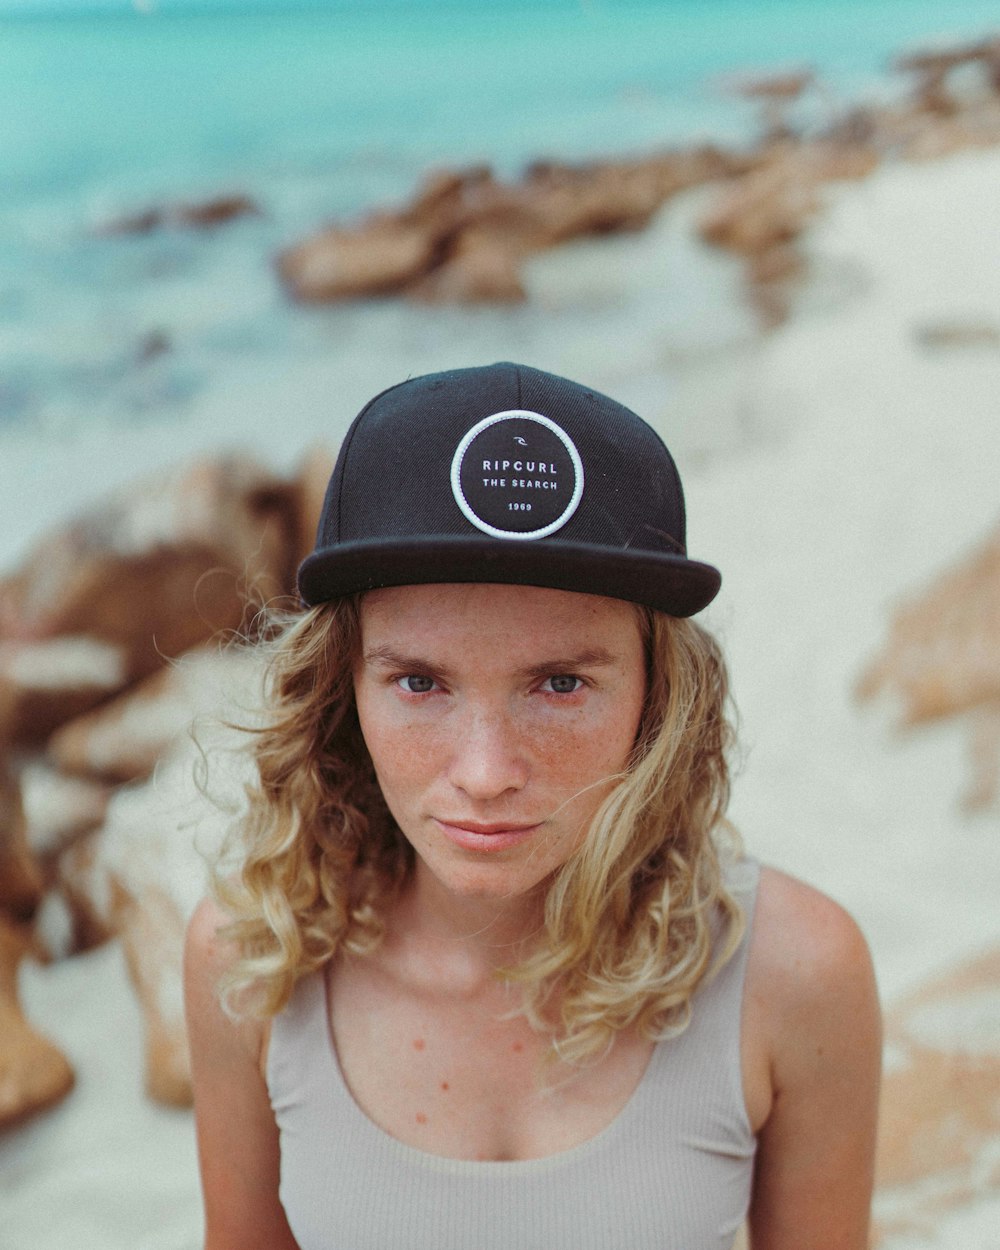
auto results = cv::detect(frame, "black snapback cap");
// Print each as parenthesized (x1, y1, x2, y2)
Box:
(298, 362, 721, 617)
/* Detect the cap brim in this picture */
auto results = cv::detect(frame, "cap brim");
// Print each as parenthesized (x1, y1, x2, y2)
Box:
(298, 538, 720, 618)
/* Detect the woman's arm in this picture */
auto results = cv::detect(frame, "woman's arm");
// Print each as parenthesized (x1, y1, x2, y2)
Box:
(184, 897, 301, 1250)
(745, 869, 883, 1250)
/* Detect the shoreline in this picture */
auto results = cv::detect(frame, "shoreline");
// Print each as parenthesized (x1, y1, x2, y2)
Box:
(3, 107, 1000, 1250)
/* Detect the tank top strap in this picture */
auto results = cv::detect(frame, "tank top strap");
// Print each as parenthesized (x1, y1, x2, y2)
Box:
(266, 965, 347, 1124)
(628, 855, 760, 1157)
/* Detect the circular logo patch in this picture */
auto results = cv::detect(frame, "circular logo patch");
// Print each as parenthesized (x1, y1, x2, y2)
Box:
(450, 410, 584, 540)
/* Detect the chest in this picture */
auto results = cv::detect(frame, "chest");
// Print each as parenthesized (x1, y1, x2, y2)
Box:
(326, 956, 657, 1162)
(269, 963, 760, 1250)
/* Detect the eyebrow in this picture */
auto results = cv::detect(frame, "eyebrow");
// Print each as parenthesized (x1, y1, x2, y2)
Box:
(521, 648, 619, 678)
(361, 645, 620, 678)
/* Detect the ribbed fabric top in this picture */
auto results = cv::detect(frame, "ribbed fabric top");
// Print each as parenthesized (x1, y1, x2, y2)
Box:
(267, 858, 760, 1250)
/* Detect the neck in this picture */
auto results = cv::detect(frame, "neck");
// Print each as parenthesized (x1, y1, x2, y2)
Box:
(388, 864, 549, 984)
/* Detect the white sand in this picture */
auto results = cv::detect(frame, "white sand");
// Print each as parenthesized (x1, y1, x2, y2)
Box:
(3, 149, 1000, 1248)
(696, 148, 1000, 1004)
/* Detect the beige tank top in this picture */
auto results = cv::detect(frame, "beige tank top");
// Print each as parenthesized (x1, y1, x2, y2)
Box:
(267, 858, 759, 1250)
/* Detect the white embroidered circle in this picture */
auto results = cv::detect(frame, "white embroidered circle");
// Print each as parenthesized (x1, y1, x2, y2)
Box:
(450, 410, 584, 540)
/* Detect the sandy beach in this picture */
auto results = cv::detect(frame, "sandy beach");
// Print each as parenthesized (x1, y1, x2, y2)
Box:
(3, 139, 1000, 1249)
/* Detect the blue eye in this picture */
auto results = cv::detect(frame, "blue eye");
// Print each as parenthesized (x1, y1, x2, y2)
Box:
(397, 675, 436, 694)
(544, 675, 582, 694)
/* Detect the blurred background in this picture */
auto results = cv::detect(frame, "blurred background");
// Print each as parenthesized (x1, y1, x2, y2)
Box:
(1, 1, 999, 1247)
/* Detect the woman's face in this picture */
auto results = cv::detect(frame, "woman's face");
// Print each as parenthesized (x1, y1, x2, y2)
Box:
(353, 582, 647, 907)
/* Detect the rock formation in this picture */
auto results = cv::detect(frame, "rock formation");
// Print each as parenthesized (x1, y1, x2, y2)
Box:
(727, 68, 816, 143)
(277, 147, 745, 306)
(857, 521, 1000, 808)
(0, 915, 75, 1129)
(270, 32, 1000, 327)
(874, 946, 1000, 1242)
(0, 446, 329, 1122)
(99, 193, 261, 235)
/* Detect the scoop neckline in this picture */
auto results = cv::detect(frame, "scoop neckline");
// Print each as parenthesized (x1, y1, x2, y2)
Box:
(317, 964, 663, 1173)
(311, 856, 760, 1171)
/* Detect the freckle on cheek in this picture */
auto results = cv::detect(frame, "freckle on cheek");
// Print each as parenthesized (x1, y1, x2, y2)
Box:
(511, 1041, 524, 1054)
(415, 1112, 428, 1125)
(440, 1081, 450, 1091)
(412, 1038, 426, 1051)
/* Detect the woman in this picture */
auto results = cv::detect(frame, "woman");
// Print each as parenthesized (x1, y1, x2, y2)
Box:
(184, 362, 881, 1250)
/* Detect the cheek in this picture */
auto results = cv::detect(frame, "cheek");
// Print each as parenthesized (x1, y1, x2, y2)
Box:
(526, 701, 642, 791)
(355, 694, 444, 799)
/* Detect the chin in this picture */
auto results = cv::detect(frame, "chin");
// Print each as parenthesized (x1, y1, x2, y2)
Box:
(418, 853, 554, 906)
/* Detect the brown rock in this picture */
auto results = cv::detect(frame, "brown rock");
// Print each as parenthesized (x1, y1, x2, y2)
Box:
(99, 206, 163, 235)
(416, 149, 740, 255)
(0, 455, 299, 704)
(113, 880, 192, 1106)
(48, 646, 259, 784)
(0, 765, 43, 921)
(401, 165, 502, 237)
(895, 101, 1000, 161)
(874, 947, 1000, 1239)
(174, 194, 260, 228)
(47, 820, 191, 1101)
(51, 829, 118, 953)
(728, 67, 815, 141)
(857, 522, 1000, 808)
(277, 146, 744, 306)
(0, 637, 128, 746)
(733, 69, 815, 102)
(697, 140, 880, 328)
(745, 241, 805, 287)
(965, 704, 1000, 811)
(798, 138, 881, 182)
(99, 193, 261, 235)
(277, 217, 438, 302)
(975, 35, 1000, 95)
(47, 694, 257, 1104)
(406, 167, 489, 219)
(411, 231, 527, 304)
(700, 137, 879, 257)
(289, 444, 337, 571)
(893, 43, 984, 116)
(743, 241, 808, 327)
(513, 161, 663, 246)
(857, 523, 1000, 724)
(0, 915, 74, 1128)
(698, 160, 821, 256)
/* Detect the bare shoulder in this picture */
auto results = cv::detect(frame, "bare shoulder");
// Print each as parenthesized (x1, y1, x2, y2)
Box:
(749, 866, 877, 1006)
(185, 894, 238, 975)
(742, 868, 882, 1248)
(184, 894, 266, 1065)
(184, 898, 297, 1249)
(746, 865, 881, 1093)
(184, 895, 238, 1007)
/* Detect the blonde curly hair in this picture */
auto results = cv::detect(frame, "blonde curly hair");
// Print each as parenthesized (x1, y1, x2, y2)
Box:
(213, 593, 743, 1066)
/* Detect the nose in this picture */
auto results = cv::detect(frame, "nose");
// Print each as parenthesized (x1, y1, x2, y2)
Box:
(447, 706, 529, 801)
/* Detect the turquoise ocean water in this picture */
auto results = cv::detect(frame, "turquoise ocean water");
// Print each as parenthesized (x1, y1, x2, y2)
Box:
(0, 0, 998, 563)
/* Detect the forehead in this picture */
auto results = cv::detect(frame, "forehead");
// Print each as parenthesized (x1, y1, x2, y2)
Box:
(358, 583, 643, 656)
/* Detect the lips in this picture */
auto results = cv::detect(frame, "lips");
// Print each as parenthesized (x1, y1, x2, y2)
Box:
(442, 820, 538, 835)
(434, 818, 542, 853)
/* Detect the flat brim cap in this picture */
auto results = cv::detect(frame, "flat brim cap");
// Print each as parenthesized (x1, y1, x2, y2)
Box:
(298, 362, 721, 617)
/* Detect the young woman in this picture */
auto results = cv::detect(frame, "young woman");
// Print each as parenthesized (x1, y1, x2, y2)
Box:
(184, 362, 881, 1250)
